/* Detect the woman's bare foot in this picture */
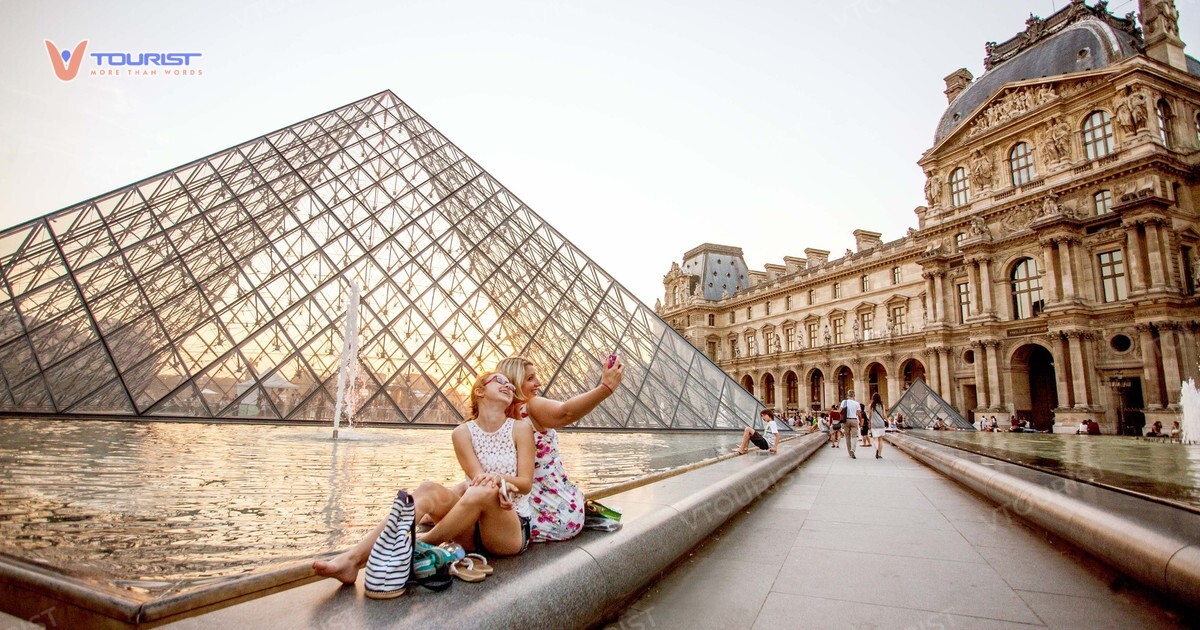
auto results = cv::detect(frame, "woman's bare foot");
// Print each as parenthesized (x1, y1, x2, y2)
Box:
(312, 553, 362, 585)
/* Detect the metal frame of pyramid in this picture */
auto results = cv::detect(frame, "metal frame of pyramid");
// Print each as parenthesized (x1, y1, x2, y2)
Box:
(887, 378, 974, 430)
(0, 91, 762, 429)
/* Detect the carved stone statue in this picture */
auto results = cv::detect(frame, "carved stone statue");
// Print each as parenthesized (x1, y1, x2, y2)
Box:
(1038, 192, 1061, 217)
(923, 239, 945, 256)
(1115, 86, 1150, 137)
(1042, 117, 1071, 163)
(970, 150, 994, 189)
(1142, 0, 1180, 38)
(968, 215, 992, 240)
(852, 319, 860, 342)
(907, 227, 917, 239)
(924, 172, 943, 207)
(823, 325, 832, 345)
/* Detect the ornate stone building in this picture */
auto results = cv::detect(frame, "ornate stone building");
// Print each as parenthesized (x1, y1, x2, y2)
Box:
(657, 0, 1200, 435)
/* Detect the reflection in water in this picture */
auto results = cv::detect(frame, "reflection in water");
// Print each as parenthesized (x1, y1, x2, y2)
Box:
(913, 431, 1200, 509)
(0, 419, 741, 594)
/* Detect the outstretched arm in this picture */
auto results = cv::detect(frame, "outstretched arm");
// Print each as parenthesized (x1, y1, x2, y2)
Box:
(526, 359, 625, 430)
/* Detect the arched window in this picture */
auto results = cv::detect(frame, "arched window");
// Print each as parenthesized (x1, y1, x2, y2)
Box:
(949, 166, 970, 207)
(1010, 257, 1045, 320)
(1009, 142, 1035, 186)
(1081, 111, 1114, 159)
(1156, 99, 1173, 148)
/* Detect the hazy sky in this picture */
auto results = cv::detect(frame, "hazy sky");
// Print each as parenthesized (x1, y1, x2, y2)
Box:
(2, 0, 1193, 305)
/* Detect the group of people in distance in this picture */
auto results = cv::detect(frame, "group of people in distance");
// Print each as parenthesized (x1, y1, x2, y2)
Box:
(312, 354, 624, 598)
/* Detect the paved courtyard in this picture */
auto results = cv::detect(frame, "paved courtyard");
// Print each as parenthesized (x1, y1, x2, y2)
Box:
(612, 440, 1186, 629)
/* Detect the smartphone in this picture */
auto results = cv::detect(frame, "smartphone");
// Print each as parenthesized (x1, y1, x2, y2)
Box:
(606, 354, 618, 368)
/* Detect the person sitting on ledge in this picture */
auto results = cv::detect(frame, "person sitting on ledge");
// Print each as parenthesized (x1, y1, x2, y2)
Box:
(734, 408, 779, 455)
(313, 370, 535, 597)
(1169, 420, 1182, 442)
(1144, 420, 1165, 438)
(1085, 419, 1101, 435)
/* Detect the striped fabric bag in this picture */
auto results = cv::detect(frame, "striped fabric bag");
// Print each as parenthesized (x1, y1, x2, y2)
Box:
(364, 490, 415, 599)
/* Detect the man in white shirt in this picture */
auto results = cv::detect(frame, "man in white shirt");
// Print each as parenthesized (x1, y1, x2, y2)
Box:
(839, 390, 862, 459)
(733, 409, 779, 455)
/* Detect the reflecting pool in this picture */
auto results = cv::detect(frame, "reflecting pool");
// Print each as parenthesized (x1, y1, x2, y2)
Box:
(0, 419, 741, 594)
(910, 431, 1200, 510)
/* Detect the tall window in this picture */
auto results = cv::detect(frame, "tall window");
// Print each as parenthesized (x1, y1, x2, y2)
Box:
(1183, 246, 1196, 295)
(890, 305, 906, 332)
(950, 166, 970, 207)
(1157, 99, 1172, 148)
(806, 322, 818, 348)
(860, 274, 870, 292)
(1094, 189, 1113, 215)
(765, 301, 772, 316)
(729, 312, 735, 324)
(832, 317, 845, 344)
(1009, 142, 1035, 186)
(729, 338, 739, 359)
(892, 266, 902, 285)
(746, 333, 758, 356)
(955, 232, 967, 250)
(832, 282, 841, 299)
(957, 282, 971, 323)
(764, 331, 776, 353)
(807, 289, 814, 305)
(1098, 250, 1127, 302)
(785, 295, 792, 310)
(785, 327, 796, 351)
(1082, 110, 1114, 159)
(860, 312, 874, 340)
(707, 314, 715, 326)
(706, 340, 717, 361)
(1194, 113, 1200, 145)
(1011, 257, 1045, 320)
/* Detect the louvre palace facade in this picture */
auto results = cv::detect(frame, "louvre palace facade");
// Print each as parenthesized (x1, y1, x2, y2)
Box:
(657, 0, 1200, 435)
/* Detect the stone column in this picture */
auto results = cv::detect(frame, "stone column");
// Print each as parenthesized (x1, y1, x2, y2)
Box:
(939, 347, 954, 405)
(928, 348, 942, 396)
(1067, 332, 1091, 408)
(823, 369, 836, 410)
(933, 273, 946, 324)
(886, 372, 901, 407)
(1138, 324, 1164, 409)
(924, 273, 938, 322)
(853, 368, 868, 405)
(1048, 333, 1071, 407)
(972, 341, 989, 408)
(1041, 240, 1061, 303)
(985, 341, 1002, 410)
(1126, 225, 1147, 293)
(1059, 238, 1079, 302)
(979, 258, 995, 315)
(1159, 323, 1183, 408)
(1144, 221, 1167, 289)
(967, 262, 982, 317)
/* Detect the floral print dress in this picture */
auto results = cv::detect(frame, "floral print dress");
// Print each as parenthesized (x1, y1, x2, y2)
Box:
(519, 404, 585, 542)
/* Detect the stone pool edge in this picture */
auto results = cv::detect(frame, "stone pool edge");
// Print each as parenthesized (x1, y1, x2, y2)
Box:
(889, 433, 1200, 610)
(0, 433, 826, 628)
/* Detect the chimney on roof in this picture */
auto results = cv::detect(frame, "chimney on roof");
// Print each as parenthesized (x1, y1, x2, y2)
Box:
(783, 256, 807, 274)
(804, 248, 830, 267)
(1140, 1, 1188, 71)
(943, 68, 973, 103)
(853, 229, 883, 252)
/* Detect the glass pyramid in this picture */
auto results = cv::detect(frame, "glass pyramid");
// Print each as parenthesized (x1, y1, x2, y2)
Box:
(888, 378, 974, 430)
(0, 91, 761, 429)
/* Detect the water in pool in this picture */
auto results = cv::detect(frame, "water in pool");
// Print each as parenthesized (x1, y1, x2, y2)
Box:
(0, 419, 743, 594)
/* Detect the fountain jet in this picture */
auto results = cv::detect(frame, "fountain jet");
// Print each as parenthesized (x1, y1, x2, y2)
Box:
(332, 281, 361, 439)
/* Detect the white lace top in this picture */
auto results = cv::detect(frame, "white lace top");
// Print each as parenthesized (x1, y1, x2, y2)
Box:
(466, 418, 518, 476)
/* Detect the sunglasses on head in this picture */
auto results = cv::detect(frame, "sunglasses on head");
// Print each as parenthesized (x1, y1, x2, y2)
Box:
(483, 374, 511, 387)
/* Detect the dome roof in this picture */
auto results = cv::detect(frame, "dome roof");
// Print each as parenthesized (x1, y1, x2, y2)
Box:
(934, 17, 1141, 144)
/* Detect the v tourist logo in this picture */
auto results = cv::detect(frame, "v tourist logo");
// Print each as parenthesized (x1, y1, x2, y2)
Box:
(44, 40, 88, 81)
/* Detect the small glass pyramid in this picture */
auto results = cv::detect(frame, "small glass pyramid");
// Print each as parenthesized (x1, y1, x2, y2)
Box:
(888, 378, 974, 430)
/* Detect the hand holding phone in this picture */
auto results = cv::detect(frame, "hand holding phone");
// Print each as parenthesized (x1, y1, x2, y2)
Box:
(606, 354, 618, 368)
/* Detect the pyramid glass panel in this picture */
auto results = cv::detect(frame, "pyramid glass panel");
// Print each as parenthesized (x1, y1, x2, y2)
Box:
(0, 91, 761, 428)
(888, 378, 974, 430)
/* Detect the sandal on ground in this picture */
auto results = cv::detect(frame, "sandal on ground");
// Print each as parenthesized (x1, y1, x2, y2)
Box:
(450, 558, 487, 583)
(465, 553, 494, 575)
(731, 447, 747, 455)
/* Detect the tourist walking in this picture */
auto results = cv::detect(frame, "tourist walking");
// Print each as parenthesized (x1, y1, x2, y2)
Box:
(839, 390, 862, 459)
(867, 393, 887, 459)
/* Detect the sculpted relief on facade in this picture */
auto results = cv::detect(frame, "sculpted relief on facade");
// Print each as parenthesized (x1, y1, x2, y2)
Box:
(967, 85, 1058, 138)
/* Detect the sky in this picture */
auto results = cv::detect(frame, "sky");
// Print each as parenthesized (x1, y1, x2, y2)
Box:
(2, 0, 1193, 306)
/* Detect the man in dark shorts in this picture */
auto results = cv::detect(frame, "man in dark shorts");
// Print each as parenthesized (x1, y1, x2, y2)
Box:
(733, 409, 780, 455)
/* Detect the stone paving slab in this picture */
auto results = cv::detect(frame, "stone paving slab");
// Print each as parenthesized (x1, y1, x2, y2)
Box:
(611, 441, 1187, 629)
